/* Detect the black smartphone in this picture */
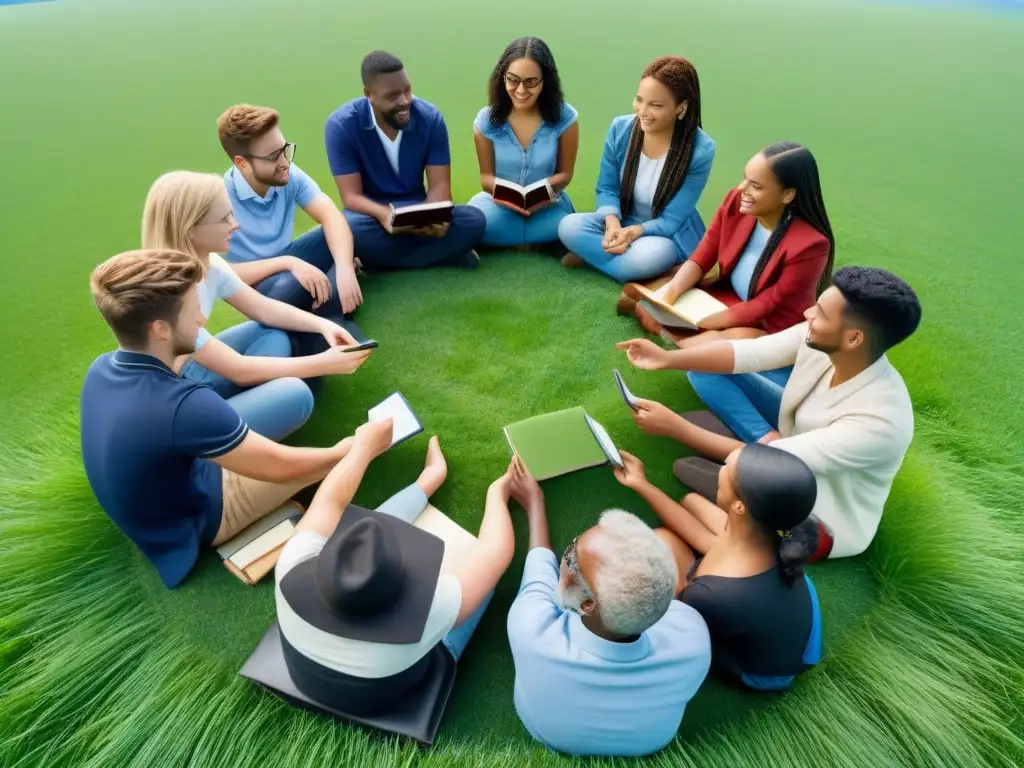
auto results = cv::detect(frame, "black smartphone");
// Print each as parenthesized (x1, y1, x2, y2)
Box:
(343, 339, 379, 352)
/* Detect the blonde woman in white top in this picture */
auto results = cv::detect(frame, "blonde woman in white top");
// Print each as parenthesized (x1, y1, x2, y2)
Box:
(142, 171, 371, 439)
(617, 266, 921, 560)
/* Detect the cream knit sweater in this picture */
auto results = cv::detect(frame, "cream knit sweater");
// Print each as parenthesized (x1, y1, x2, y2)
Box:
(729, 322, 914, 558)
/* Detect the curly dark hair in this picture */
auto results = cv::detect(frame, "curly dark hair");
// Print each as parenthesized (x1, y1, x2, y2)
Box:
(619, 55, 702, 219)
(487, 37, 565, 127)
(831, 266, 922, 358)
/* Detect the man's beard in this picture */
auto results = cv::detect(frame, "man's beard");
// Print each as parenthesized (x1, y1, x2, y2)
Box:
(171, 329, 198, 358)
(382, 109, 408, 131)
(253, 165, 289, 188)
(557, 581, 589, 615)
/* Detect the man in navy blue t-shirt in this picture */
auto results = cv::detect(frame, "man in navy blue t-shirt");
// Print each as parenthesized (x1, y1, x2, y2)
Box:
(325, 50, 486, 270)
(80, 249, 386, 588)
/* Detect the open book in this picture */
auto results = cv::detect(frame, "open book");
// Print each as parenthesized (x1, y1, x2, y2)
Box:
(412, 504, 478, 575)
(493, 178, 555, 214)
(216, 500, 304, 585)
(631, 283, 728, 331)
(389, 201, 454, 231)
(368, 392, 424, 449)
(503, 406, 623, 481)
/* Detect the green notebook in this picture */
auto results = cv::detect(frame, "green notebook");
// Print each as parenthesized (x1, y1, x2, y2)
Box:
(503, 406, 624, 481)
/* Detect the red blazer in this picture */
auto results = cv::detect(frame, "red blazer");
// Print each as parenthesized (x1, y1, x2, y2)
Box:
(690, 189, 831, 334)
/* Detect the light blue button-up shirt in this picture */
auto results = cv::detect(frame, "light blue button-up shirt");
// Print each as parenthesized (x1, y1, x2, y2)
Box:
(223, 163, 321, 263)
(730, 222, 772, 300)
(474, 102, 577, 189)
(507, 548, 711, 757)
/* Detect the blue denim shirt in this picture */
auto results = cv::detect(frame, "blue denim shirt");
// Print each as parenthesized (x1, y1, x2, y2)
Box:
(474, 102, 578, 187)
(594, 115, 716, 258)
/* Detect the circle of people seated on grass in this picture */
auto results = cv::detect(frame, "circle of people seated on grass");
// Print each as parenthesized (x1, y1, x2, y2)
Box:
(80, 39, 922, 757)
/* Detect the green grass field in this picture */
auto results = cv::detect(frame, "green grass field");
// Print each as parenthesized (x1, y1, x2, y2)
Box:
(1, 0, 1023, 765)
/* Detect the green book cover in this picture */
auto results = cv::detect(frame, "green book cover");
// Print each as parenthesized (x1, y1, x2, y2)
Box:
(503, 406, 620, 481)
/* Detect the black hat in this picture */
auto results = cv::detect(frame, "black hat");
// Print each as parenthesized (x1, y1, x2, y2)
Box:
(279, 506, 444, 644)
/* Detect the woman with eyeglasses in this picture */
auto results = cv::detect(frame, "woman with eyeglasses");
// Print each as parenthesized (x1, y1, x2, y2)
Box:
(468, 37, 579, 250)
(558, 55, 715, 282)
(614, 444, 823, 692)
(141, 171, 373, 439)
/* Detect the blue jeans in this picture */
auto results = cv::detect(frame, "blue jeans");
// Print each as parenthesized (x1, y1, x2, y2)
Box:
(557, 211, 682, 283)
(342, 206, 486, 269)
(376, 485, 493, 662)
(468, 192, 574, 247)
(180, 321, 314, 442)
(247, 227, 342, 317)
(686, 366, 794, 443)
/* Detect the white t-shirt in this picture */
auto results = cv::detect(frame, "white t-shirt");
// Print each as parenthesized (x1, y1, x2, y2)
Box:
(374, 120, 402, 175)
(196, 253, 244, 349)
(632, 152, 667, 221)
(275, 531, 463, 678)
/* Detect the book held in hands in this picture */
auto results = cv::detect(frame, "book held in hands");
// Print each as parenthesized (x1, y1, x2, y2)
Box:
(368, 392, 424, 448)
(492, 178, 555, 214)
(630, 283, 728, 331)
(216, 500, 304, 585)
(503, 406, 624, 481)
(388, 200, 454, 231)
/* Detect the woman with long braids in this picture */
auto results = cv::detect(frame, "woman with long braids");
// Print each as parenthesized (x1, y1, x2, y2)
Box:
(621, 142, 835, 348)
(614, 443, 823, 691)
(469, 37, 579, 249)
(557, 55, 715, 282)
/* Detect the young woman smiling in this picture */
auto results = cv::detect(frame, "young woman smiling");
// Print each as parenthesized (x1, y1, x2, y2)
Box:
(622, 142, 835, 348)
(557, 56, 715, 282)
(468, 37, 579, 249)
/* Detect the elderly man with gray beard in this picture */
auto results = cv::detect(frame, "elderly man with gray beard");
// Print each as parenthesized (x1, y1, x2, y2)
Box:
(504, 458, 712, 758)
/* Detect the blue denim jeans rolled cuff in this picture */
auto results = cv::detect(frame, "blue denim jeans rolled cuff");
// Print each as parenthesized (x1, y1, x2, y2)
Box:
(374, 483, 493, 663)
(557, 211, 682, 283)
(343, 206, 486, 269)
(468, 191, 574, 247)
(686, 366, 794, 443)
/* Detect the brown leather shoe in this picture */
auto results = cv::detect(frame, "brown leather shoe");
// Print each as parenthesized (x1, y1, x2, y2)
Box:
(635, 302, 665, 336)
(616, 295, 637, 317)
(561, 252, 583, 268)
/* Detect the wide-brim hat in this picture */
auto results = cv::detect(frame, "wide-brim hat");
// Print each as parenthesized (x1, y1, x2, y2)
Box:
(279, 505, 444, 645)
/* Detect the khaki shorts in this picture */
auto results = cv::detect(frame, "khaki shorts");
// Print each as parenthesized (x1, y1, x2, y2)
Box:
(212, 469, 309, 546)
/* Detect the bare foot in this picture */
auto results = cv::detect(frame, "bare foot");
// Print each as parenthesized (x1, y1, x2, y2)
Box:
(416, 436, 448, 498)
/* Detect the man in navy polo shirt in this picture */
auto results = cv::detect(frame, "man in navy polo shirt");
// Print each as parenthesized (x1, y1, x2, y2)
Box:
(325, 50, 486, 270)
(80, 249, 390, 589)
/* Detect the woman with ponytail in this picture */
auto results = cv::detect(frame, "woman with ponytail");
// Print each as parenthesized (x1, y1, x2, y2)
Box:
(557, 55, 715, 282)
(614, 443, 823, 691)
(621, 141, 834, 345)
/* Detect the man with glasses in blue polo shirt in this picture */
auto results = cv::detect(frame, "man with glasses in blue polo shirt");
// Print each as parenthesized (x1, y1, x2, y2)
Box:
(504, 460, 711, 758)
(218, 104, 364, 318)
(324, 50, 486, 270)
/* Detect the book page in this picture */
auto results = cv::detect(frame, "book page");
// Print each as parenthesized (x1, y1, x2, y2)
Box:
(652, 285, 727, 323)
(413, 505, 478, 575)
(584, 415, 624, 468)
(638, 299, 697, 330)
(216, 500, 303, 560)
(494, 179, 526, 195)
(229, 520, 296, 569)
(368, 393, 422, 447)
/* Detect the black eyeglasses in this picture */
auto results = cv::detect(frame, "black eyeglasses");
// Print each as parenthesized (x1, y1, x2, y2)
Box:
(505, 74, 542, 90)
(248, 142, 296, 164)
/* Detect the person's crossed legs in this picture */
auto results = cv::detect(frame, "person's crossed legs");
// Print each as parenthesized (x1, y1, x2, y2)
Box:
(558, 212, 681, 283)
(372, 437, 493, 662)
(343, 206, 486, 271)
(248, 226, 343, 316)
